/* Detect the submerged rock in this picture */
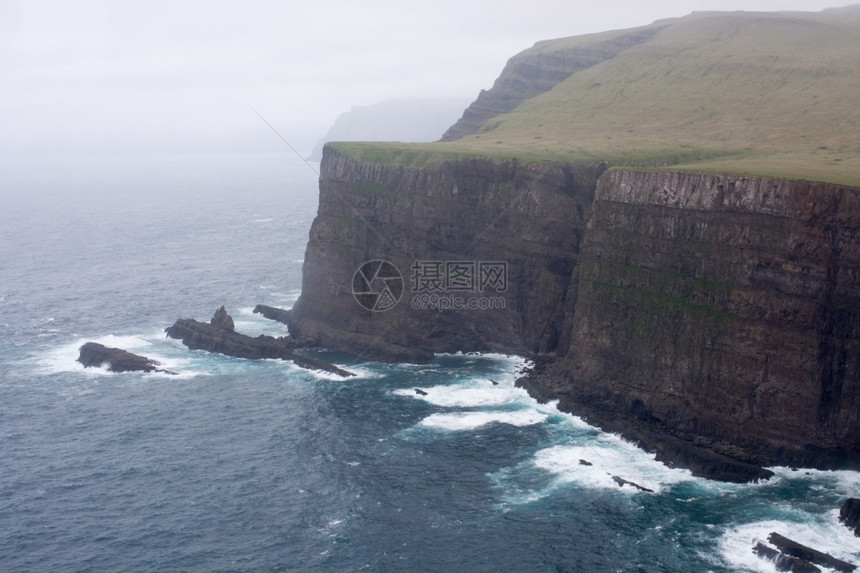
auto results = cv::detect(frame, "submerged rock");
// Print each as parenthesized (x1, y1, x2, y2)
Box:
(762, 532, 856, 573)
(610, 475, 654, 493)
(77, 342, 177, 375)
(165, 307, 354, 377)
(753, 542, 821, 573)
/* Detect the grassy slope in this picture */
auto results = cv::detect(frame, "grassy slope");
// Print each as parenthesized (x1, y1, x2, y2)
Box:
(335, 7, 860, 186)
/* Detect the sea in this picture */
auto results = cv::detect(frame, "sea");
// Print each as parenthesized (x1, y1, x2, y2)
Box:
(0, 151, 858, 572)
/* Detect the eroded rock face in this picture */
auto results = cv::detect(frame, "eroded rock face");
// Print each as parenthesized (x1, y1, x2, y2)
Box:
(534, 170, 860, 471)
(287, 146, 600, 363)
(761, 532, 856, 572)
(210, 305, 235, 331)
(753, 542, 821, 573)
(291, 147, 860, 477)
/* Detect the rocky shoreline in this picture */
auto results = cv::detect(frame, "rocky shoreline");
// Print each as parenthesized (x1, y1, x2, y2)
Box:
(165, 306, 354, 377)
(76, 306, 354, 378)
(515, 368, 775, 483)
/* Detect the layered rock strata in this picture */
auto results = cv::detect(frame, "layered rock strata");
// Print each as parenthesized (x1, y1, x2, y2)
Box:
(290, 147, 860, 477)
(288, 147, 600, 362)
(531, 170, 860, 472)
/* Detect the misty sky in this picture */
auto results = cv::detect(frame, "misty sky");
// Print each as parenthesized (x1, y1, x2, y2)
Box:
(0, 0, 848, 157)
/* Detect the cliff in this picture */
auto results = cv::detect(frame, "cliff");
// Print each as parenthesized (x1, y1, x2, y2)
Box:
(288, 8, 860, 477)
(288, 146, 601, 362)
(530, 169, 860, 471)
(440, 23, 668, 141)
(289, 147, 860, 476)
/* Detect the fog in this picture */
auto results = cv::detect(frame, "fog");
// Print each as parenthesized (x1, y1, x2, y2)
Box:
(0, 0, 846, 158)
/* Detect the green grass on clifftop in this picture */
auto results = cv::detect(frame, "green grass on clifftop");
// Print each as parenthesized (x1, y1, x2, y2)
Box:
(333, 7, 860, 187)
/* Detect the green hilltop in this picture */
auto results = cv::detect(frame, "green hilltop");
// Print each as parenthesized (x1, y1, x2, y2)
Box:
(335, 6, 860, 186)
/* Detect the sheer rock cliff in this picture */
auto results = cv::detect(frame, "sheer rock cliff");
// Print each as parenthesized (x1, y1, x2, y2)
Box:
(288, 147, 601, 362)
(288, 146, 860, 477)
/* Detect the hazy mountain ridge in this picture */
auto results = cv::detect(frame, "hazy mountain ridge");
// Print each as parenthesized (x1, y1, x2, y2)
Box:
(307, 98, 470, 161)
(439, 22, 671, 142)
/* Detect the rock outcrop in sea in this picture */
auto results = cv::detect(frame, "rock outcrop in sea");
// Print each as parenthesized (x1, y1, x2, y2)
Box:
(843, 498, 860, 537)
(252, 304, 291, 325)
(166, 306, 354, 377)
(77, 342, 177, 375)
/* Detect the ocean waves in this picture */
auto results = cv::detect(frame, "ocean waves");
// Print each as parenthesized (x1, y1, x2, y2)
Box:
(384, 353, 860, 572)
(7, 332, 860, 572)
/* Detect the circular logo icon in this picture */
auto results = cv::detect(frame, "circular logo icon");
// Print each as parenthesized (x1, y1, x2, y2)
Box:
(352, 260, 404, 312)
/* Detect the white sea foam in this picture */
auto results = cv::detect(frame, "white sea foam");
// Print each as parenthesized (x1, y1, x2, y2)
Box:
(254, 286, 301, 306)
(444, 352, 531, 376)
(768, 466, 860, 498)
(283, 358, 370, 381)
(393, 382, 528, 408)
(272, 289, 302, 306)
(719, 516, 860, 573)
(419, 409, 547, 431)
(36, 334, 152, 375)
(34, 332, 199, 378)
(530, 437, 693, 495)
(232, 306, 289, 336)
(36, 326, 364, 381)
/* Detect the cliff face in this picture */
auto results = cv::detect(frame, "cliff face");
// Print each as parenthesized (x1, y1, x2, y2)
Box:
(291, 149, 860, 473)
(440, 23, 668, 141)
(288, 146, 600, 362)
(537, 170, 860, 469)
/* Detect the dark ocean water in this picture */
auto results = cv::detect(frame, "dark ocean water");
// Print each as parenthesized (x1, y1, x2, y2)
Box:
(0, 152, 858, 572)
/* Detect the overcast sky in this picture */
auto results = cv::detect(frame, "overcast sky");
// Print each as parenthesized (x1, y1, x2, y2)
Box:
(0, 0, 848, 157)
